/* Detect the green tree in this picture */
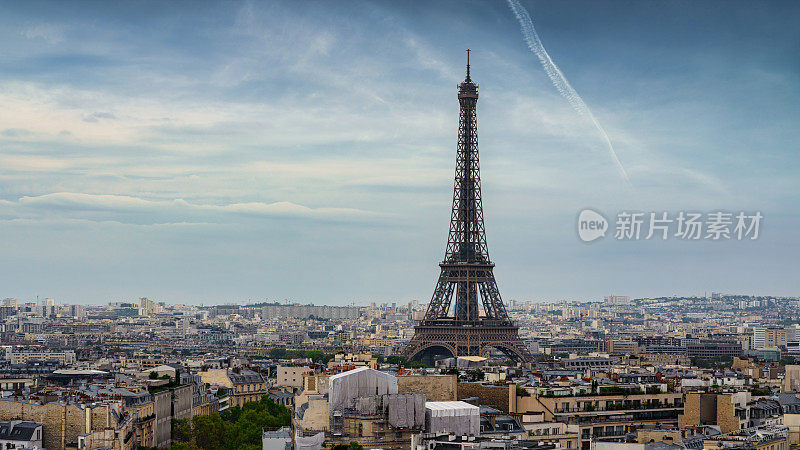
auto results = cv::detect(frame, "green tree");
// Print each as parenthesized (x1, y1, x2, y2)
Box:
(385, 355, 406, 365)
(171, 418, 192, 443)
(269, 347, 287, 359)
(170, 396, 290, 450)
(464, 369, 485, 382)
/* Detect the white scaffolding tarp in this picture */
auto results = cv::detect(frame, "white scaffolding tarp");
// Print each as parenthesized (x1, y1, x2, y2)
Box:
(425, 401, 480, 436)
(295, 431, 325, 450)
(329, 367, 398, 412)
(386, 393, 425, 429)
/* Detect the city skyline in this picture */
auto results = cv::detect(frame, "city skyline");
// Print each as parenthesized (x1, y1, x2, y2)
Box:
(1, 0, 798, 305)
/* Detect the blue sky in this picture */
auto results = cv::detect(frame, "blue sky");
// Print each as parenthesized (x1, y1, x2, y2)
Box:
(0, 0, 798, 305)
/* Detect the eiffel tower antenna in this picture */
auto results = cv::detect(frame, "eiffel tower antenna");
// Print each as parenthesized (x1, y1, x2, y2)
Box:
(466, 49, 471, 82)
(403, 53, 532, 364)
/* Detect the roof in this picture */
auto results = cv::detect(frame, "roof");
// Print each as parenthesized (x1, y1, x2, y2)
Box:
(228, 368, 264, 384)
(0, 421, 39, 441)
(458, 356, 487, 362)
(263, 426, 292, 439)
(425, 401, 480, 416)
(329, 366, 394, 382)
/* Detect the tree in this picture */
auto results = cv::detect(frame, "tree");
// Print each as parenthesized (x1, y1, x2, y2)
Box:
(149, 371, 159, 379)
(169, 396, 291, 450)
(464, 369, 485, 382)
(386, 355, 406, 365)
(269, 347, 287, 359)
(171, 418, 192, 443)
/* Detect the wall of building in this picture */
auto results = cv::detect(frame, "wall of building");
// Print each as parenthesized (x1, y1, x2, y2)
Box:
(457, 382, 510, 412)
(277, 366, 313, 389)
(173, 385, 193, 421)
(398, 375, 457, 401)
(154, 391, 172, 448)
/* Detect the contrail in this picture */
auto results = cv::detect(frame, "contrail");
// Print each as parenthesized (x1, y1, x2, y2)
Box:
(506, 0, 631, 186)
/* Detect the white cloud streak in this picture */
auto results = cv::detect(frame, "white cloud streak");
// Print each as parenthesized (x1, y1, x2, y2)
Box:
(506, 0, 631, 186)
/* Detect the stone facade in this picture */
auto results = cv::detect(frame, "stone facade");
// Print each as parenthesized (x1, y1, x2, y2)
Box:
(398, 375, 457, 402)
(457, 382, 510, 412)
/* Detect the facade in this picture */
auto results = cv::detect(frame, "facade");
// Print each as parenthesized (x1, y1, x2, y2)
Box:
(512, 390, 682, 449)
(679, 391, 751, 433)
(199, 368, 267, 407)
(753, 327, 787, 349)
(261, 304, 359, 320)
(276, 365, 313, 389)
(230, 369, 267, 407)
(9, 350, 76, 365)
(703, 426, 789, 450)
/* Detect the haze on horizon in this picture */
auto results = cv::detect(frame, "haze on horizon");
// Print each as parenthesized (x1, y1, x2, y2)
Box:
(0, 1, 798, 305)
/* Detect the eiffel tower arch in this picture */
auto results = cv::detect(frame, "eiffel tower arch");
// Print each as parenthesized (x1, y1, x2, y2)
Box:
(403, 51, 532, 365)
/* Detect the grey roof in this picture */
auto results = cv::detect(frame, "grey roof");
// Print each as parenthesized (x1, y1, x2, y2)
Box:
(0, 421, 39, 441)
(263, 426, 292, 439)
(229, 368, 264, 384)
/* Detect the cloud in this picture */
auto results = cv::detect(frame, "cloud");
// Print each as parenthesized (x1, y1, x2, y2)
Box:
(0, 192, 387, 225)
(0, 128, 33, 138)
(21, 23, 65, 44)
(83, 111, 117, 123)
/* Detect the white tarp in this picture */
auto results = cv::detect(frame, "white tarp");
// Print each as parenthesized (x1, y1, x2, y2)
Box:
(295, 430, 325, 450)
(425, 401, 480, 436)
(386, 393, 425, 429)
(329, 367, 398, 412)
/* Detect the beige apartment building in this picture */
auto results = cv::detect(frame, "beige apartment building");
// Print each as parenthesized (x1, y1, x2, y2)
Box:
(679, 391, 750, 433)
(276, 365, 313, 389)
(510, 387, 682, 449)
(200, 368, 266, 408)
(9, 350, 76, 365)
(0, 398, 129, 450)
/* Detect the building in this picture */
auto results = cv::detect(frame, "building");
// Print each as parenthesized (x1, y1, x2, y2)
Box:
(783, 365, 800, 393)
(262, 426, 292, 449)
(260, 303, 359, 320)
(0, 420, 43, 450)
(276, 366, 314, 389)
(703, 426, 789, 450)
(679, 391, 751, 433)
(200, 368, 266, 408)
(605, 295, 632, 306)
(9, 350, 76, 365)
(297, 367, 426, 448)
(511, 387, 682, 449)
(753, 327, 787, 350)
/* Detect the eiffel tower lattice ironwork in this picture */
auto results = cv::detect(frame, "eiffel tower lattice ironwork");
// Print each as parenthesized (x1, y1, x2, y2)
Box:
(403, 51, 532, 364)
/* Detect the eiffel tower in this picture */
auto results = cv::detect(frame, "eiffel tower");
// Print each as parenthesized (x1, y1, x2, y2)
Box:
(403, 51, 532, 364)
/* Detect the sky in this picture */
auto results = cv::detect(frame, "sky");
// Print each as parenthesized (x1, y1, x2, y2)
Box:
(0, 0, 798, 305)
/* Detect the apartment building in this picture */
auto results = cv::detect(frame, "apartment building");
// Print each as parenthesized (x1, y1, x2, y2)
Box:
(276, 365, 313, 389)
(200, 368, 266, 408)
(9, 350, 76, 365)
(511, 388, 682, 449)
(679, 391, 751, 433)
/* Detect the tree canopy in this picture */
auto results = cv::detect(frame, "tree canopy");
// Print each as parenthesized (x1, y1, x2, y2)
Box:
(170, 396, 291, 450)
